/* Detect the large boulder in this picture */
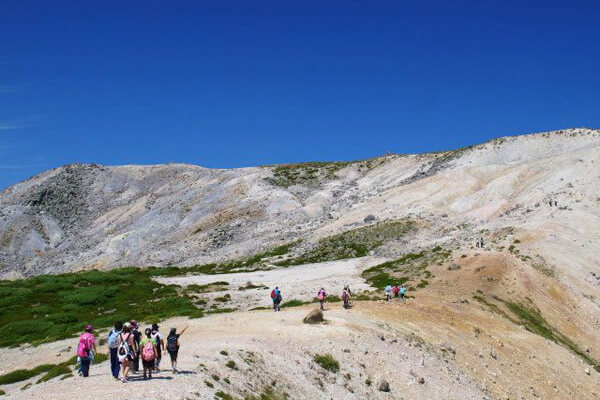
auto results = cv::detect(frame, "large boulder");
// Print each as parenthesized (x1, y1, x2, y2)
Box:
(303, 308, 324, 324)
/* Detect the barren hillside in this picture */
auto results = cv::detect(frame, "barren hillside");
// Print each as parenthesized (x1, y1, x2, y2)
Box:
(0, 128, 599, 400)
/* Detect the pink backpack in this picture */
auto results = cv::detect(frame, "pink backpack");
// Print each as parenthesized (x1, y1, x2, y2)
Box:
(142, 340, 155, 362)
(317, 290, 326, 300)
(77, 333, 92, 358)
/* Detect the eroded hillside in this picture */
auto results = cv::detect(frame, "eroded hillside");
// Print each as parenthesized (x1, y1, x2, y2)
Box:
(0, 128, 599, 399)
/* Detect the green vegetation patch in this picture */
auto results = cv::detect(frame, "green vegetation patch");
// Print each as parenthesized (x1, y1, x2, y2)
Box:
(184, 281, 229, 295)
(0, 268, 202, 348)
(266, 161, 352, 188)
(238, 282, 269, 291)
(277, 220, 414, 267)
(245, 388, 290, 400)
(362, 246, 451, 289)
(280, 299, 310, 308)
(0, 355, 82, 386)
(314, 354, 340, 373)
(216, 391, 236, 400)
(0, 365, 54, 385)
(150, 243, 296, 276)
(474, 293, 600, 372)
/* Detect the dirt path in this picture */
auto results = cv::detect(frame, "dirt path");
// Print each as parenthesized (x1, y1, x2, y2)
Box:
(155, 257, 388, 310)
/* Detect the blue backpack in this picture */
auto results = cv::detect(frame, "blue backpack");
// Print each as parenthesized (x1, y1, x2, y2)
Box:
(107, 329, 120, 349)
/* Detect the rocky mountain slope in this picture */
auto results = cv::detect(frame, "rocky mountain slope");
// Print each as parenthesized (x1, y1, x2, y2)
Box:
(0, 128, 599, 400)
(1, 128, 598, 279)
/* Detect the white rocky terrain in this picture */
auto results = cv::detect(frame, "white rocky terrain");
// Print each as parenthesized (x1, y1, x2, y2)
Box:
(0, 128, 599, 400)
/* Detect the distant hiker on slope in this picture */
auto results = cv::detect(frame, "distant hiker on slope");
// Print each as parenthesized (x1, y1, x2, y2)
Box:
(385, 284, 392, 302)
(167, 325, 188, 373)
(317, 288, 327, 311)
(344, 285, 353, 297)
(392, 284, 400, 298)
(151, 323, 165, 372)
(107, 321, 123, 380)
(400, 284, 407, 304)
(342, 289, 350, 309)
(117, 322, 137, 383)
(77, 324, 97, 377)
(271, 286, 282, 312)
(141, 328, 158, 380)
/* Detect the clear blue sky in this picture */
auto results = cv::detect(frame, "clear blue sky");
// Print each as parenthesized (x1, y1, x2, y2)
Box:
(1, 0, 599, 189)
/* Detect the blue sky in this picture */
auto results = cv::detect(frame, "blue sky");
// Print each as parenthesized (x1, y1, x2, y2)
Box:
(1, 0, 599, 189)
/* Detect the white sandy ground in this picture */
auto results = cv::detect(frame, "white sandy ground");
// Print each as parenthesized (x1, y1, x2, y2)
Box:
(156, 257, 389, 310)
(1, 251, 600, 399)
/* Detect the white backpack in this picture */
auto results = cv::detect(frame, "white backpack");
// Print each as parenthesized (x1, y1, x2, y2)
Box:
(117, 333, 131, 362)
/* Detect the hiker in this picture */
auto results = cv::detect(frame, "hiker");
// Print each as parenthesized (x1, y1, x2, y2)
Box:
(77, 325, 97, 377)
(476, 238, 480, 248)
(385, 284, 392, 302)
(341, 289, 350, 309)
(107, 320, 123, 380)
(480, 237, 484, 248)
(344, 285, 353, 297)
(141, 328, 158, 380)
(399, 284, 407, 303)
(317, 288, 327, 311)
(117, 322, 137, 383)
(130, 320, 141, 373)
(151, 323, 165, 372)
(166, 326, 188, 373)
(271, 286, 282, 312)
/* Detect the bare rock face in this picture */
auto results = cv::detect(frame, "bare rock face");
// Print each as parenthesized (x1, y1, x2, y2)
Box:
(303, 308, 324, 324)
(0, 128, 598, 277)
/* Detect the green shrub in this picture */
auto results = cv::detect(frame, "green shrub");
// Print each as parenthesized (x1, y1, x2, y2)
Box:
(215, 391, 236, 400)
(0, 364, 54, 385)
(225, 360, 237, 370)
(37, 364, 72, 383)
(313, 354, 339, 373)
(277, 220, 413, 266)
(280, 299, 309, 308)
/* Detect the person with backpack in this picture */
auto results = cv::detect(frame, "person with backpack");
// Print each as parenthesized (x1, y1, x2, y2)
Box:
(317, 288, 327, 311)
(166, 325, 188, 373)
(385, 284, 392, 302)
(107, 321, 123, 380)
(130, 320, 142, 373)
(341, 289, 350, 309)
(117, 322, 137, 383)
(77, 325, 97, 377)
(392, 285, 400, 298)
(140, 328, 158, 380)
(399, 284, 407, 304)
(151, 323, 165, 372)
(271, 286, 282, 312)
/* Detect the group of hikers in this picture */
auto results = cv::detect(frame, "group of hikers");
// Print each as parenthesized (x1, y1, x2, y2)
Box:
(76, 284, 408, 382)
(384, 284, 407, 302)
(271, 284, 406, 311)
(77, 320, 188, 383)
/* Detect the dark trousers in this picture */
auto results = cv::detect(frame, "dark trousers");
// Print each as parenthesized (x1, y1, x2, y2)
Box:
(80, 357, 91, 377)
(110, 348, 121, 378)
(132, 353, 140, 372)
